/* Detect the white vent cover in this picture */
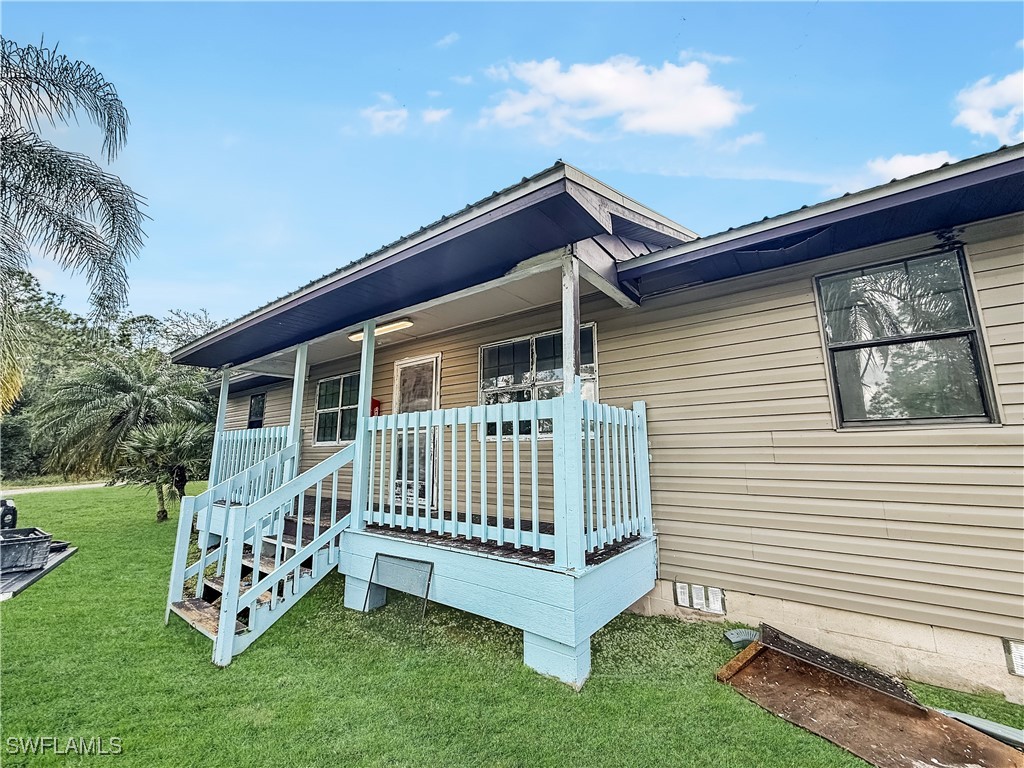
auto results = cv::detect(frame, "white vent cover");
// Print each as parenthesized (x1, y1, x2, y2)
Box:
(674, 582, 690, 607)
(673, 582, 726, 615)
(1004, 638, 1024, 676)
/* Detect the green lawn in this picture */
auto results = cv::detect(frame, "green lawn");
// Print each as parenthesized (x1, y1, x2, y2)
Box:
(1, 486, 1020, 767)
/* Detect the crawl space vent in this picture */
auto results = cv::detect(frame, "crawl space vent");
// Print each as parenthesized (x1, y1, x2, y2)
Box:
(673, 582, 725, 615)
(1003, 638, 1024, 676)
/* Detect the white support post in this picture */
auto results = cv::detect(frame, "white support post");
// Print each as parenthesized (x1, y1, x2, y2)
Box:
(556, 257, 586, 571)
(561, 253, 581, 394)
(350, 320, 376, 533)
(286, 343, 308, 481)
(209, 369, 231, 486)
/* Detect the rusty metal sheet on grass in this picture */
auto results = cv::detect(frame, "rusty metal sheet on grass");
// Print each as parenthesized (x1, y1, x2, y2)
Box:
(719, 639, 1023, 768)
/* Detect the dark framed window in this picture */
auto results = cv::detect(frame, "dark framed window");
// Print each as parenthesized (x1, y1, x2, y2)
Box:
(247, 393, 266, 430)
(816, 250, 996, 427)
(479, 324, 597, 436)
(314, 373, 360, 443)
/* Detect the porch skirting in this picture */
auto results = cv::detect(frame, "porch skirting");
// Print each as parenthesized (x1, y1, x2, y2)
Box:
(340, 530, 657, 688)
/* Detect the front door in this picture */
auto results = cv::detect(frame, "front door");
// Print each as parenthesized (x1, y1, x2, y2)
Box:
(393, 355, 440, 508)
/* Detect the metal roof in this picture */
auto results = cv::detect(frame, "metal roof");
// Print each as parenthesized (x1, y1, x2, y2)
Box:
(619, 144, 1024, 298)
(173, 161, 692, 369)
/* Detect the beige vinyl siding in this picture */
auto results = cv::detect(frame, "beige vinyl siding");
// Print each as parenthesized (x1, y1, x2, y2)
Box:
(218, 212, 1022, 640)
(224, 385, 291, 431)
(591, 214, 1024, 639)
(972, 232, 1024, 425)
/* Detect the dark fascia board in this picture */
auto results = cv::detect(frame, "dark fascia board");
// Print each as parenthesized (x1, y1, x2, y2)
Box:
(619, 147, 1024, 284)
(174, 176, 572, 366)
(173, 164, 692, 369)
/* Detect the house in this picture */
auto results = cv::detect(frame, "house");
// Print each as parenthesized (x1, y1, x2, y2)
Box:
(166, 145, 1024, 700)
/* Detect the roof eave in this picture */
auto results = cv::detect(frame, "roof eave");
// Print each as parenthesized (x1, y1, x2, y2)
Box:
(619, 144, 1024, 281)
(172, 163, 693, 367)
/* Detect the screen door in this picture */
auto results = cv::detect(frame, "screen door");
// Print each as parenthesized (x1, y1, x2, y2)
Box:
(393, 355, 440, 508)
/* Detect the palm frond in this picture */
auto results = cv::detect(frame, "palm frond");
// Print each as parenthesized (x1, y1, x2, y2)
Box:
(1, 37, 129, 162)
(32, 351, 213, 476)
(1, 129, 144, 318)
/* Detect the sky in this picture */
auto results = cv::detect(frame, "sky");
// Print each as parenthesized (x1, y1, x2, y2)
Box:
(5, 2, 1023, 323)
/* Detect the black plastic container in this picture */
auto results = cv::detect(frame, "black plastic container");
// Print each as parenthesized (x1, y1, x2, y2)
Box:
(0, 527, 52, 573)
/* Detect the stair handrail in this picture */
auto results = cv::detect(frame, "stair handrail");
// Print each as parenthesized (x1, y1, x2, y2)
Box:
(237, 443, 355, 532)
(238, 513, 351, 614)
(166, 441, 300, 622)
(210, 443, 357, 664)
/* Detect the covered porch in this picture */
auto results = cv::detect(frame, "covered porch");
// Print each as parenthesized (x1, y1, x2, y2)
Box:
(167, 163, 685, 686)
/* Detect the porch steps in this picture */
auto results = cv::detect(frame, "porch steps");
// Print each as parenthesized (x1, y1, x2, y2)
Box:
(204, 575, 272, 607)
(241, 551, 312, 579)
(262, 532, 333, 552)
(170, 598, 245, 639)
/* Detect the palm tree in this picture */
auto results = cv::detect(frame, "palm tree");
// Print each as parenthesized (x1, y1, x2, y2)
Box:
(117, 422, 213, 522)
(32, 350, 211, 477)
(1, 37, 145, 412)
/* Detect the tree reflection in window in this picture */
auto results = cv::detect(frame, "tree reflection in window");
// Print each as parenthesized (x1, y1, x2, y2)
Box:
(817, 251, 993, 425)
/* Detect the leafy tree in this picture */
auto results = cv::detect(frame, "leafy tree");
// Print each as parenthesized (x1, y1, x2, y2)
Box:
(0, 37, 145, 413)
(0, 270, 113, 478)
(161, 308, 218, 352)
(116, 422, 213, 522)
(31, 350, 212, 477)
(116, 314, 165, 352)
(0, 270, 221, 482)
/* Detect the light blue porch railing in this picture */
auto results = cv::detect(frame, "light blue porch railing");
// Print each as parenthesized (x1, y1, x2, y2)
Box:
(220, 443, 355, 663)
(167, 440, 356, 666)
(167, 386, 654, 666)
(355, 387, 653, 569)
(211, 426, 289, 486)
(581, 400, 654, 551)
(166, 441, 300, 617)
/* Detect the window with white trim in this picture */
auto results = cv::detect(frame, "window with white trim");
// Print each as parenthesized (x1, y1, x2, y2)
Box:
(479, 324, 597, 435)
(314, 373, 360, 443)
(816, 249, 996, 427)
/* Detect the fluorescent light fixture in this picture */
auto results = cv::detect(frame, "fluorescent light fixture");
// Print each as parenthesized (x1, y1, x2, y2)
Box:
(348, 318, 413, 342)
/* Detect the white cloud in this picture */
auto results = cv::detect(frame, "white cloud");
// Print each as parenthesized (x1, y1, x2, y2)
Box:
(484, 65, 510, 82)
(953, 69, 1024, 145)
(450, 74, 474, 86)
(480, 55, 750, 142)
(426, 89, 442, 98)
(435, 32, 459, 49)
(422, 108, 452, 124)
(718, 131, 764, 153)
(825, 151, 957, 196)
(866, 151, 958, 181)
(678, 49, 736, 65)
(360, 95, 409, 135)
